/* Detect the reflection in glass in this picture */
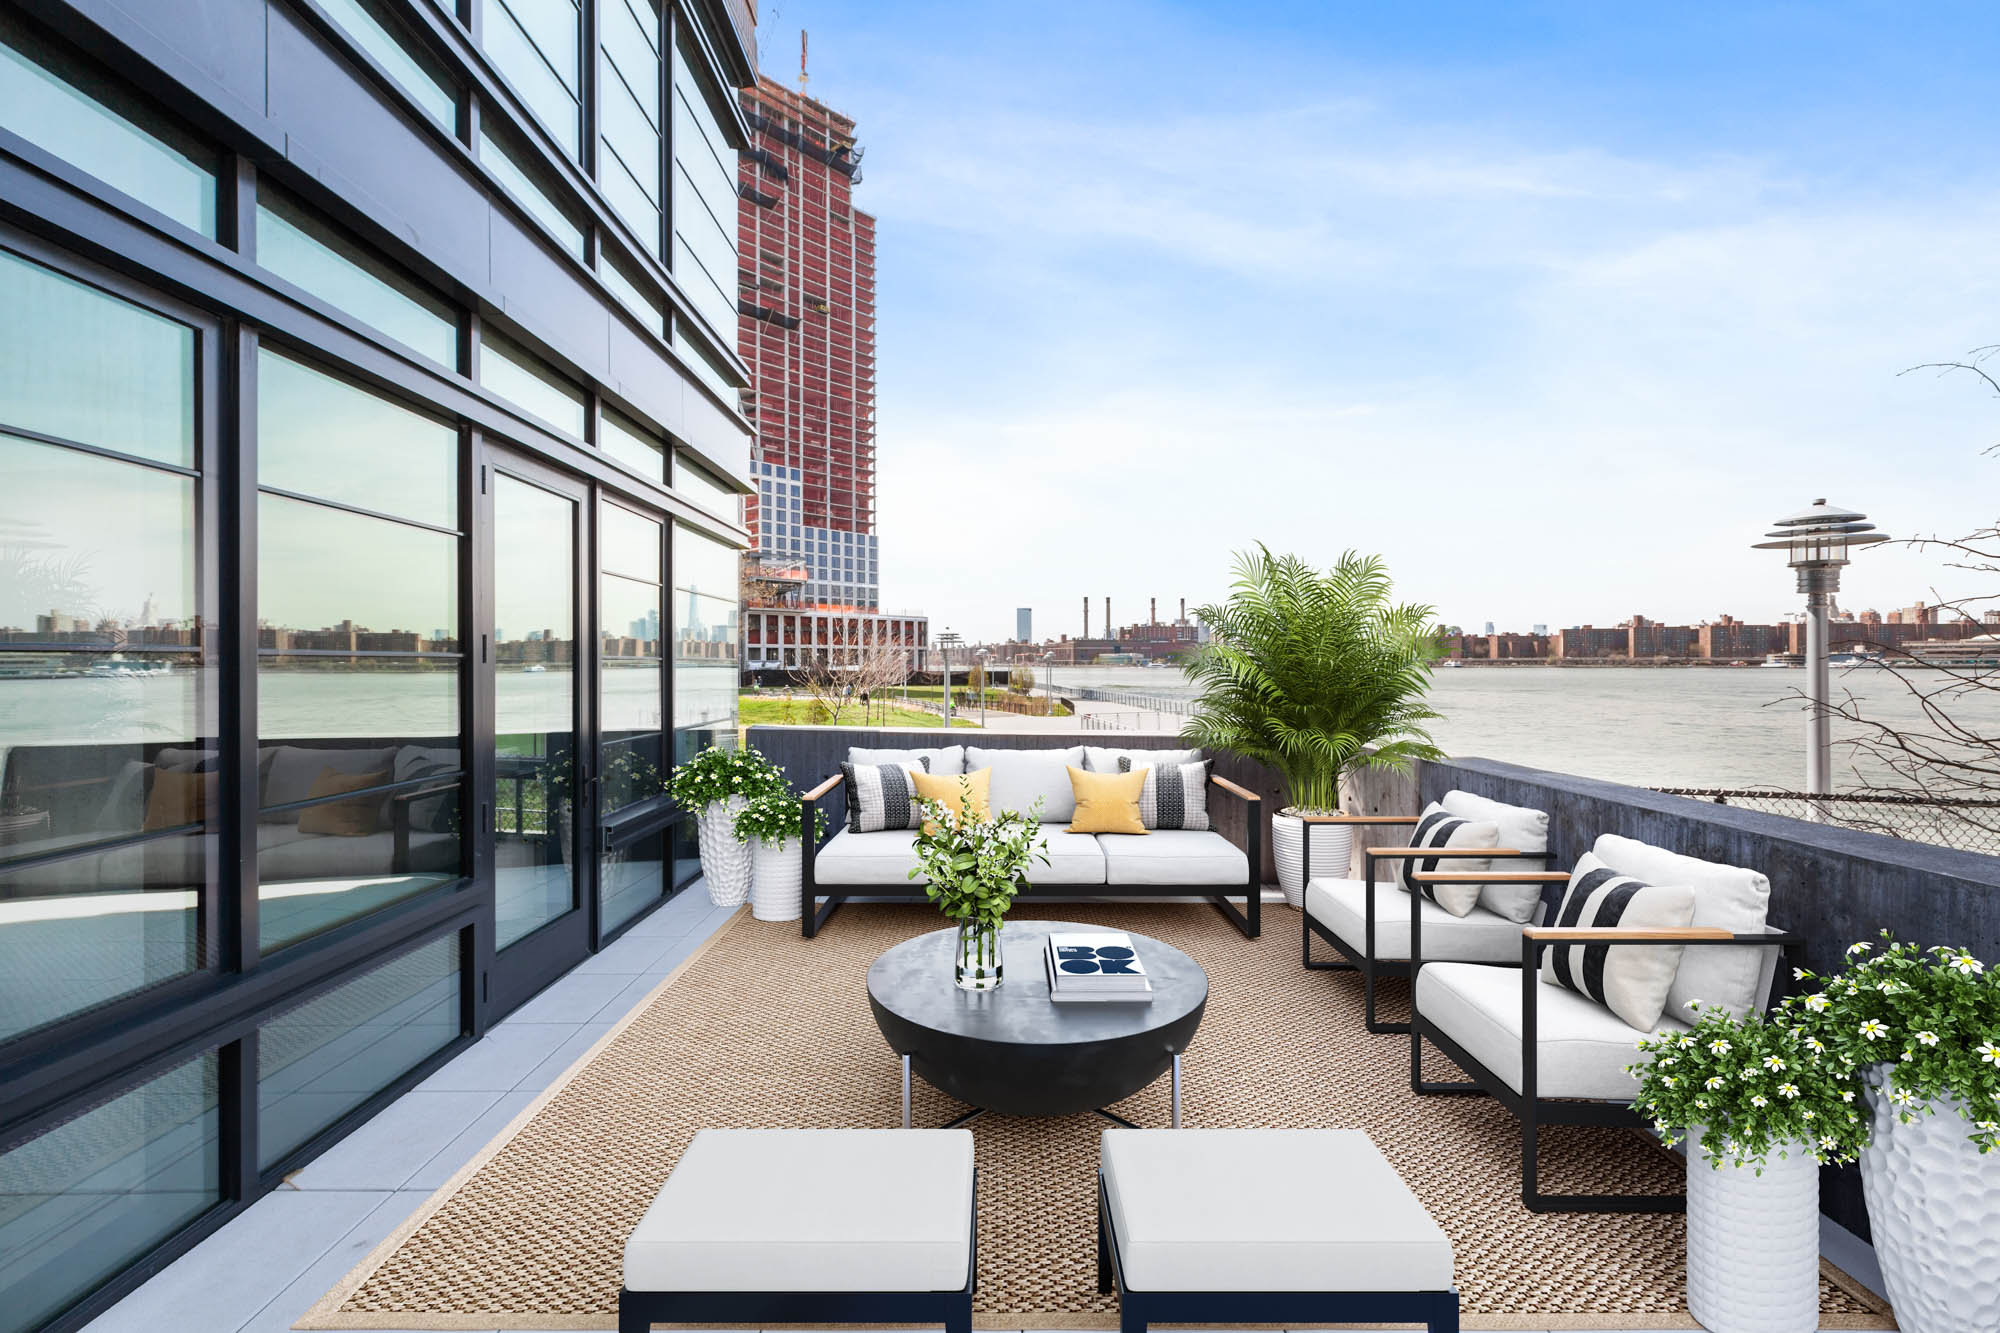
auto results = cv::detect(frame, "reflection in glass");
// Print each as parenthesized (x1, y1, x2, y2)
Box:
(670, 30, 737, 339)
(257, 494, 458, 646)
(600, 408, 665, 484)
(314, 0, 458, 131)
(600, 827, 662, 934)
(601, 501, 661, 582)
(673, 521, 739, 605)
(256, 657, 460, 746)
(258, 933, 460, 1166)
(0, 1051, 219, 1333)
(0, 250, 195, 466)
(494, 475, 576, 948)
(598, 0, 661, 251)
(0, 16, 216, 237)
(598, 252, 664, 336)
(481, 333, 586, 439)
(673, 452, 739, 522)
(670, 816, 699, 890)
(479, 125, 584, 258)
(258, 192, 459, 368)
(478, 0, 580, 158)
(258, 352, 458, 529)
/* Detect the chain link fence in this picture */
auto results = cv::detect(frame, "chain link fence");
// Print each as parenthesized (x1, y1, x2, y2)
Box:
(1650, 788, 2000, 857)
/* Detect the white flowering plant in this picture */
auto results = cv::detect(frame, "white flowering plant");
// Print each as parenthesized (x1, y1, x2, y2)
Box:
(666, 745, 788, 812)
(1780, 934, 2000, 1155)
(1629, 1002, 1863, 1171)
(731, 787, 826, 850)
(909, 789, 1049, 931)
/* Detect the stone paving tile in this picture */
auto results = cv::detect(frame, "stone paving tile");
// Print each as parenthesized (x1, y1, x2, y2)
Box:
(288, 1089, 506, 1191)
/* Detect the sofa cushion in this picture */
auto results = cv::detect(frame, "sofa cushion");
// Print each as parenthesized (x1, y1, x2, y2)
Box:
(1439, 790, 1550, 923)
(260, 745, 396, 823)
(1305, 877, 1522, 964)
(1397, 803, 1500, 916)
(841, 761, 928, 833)
(1416, 958, 1690, 1100)
(623, 1128, 974, 1294)
(912, 767, 990, 832)
(966, 746, 1084, 820)
(1031, 826, 1110, 885)
(1067, 766, 1147, 835)
(1542, 853, 1695, 1032)
(1593, 833, 1775, 1020)
(1100, 1127, 1452, 1293)
(1099, 830, 1246, 886)
(1084, 745, 1201, 774)
(1118, 756, 1211, 831)
(849, 745, 966, 776)
(815, 826, 1110, 886)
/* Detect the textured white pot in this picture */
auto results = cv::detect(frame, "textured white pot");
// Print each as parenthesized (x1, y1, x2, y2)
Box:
(749, 835, 803, 922)
(1269, 811, 1352, 909)
(696, 796, 752, 907)
(1859, 1065, 2000, 1333)
(1685, 1135, 1820, 1333)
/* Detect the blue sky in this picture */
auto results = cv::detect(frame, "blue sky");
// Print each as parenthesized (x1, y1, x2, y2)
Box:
(760, 1, 1999, 642)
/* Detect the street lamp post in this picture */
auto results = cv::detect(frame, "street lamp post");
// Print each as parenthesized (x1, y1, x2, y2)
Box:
(976, 650, 990, 728)
(937, 630, 962, 729)
(1753, 499, 1889, 795)
(1043, 650, 1057, 720)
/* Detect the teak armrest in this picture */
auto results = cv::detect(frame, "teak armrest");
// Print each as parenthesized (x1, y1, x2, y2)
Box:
(1207, 773, 1260, 802)
(1409, 871, 1573, 883)
(1298, 813, 1420, 825)
(802, 773, 841, 801)
(1366, 846, 1526, 859)
(1524, 925, 1733, 942)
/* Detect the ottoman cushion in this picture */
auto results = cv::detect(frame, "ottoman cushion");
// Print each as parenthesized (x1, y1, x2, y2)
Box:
(624, 1129, 974, 1293)
(1101, 1128, 1452, 1293)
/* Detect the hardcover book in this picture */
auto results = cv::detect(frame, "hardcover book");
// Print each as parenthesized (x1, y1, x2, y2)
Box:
(1045, 931, 1153, 1000)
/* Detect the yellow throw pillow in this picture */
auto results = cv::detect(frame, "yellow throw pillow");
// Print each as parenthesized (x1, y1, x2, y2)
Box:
(297, 767, 390, 837)
(913, 767, 991, 835)
(142, 768, 209, 831)
(1066, 765, 1147, 835)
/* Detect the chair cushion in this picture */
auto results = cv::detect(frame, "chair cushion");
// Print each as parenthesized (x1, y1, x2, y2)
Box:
(1416, 959, 1691, 1101)
(1098, 830, 1246, 886)
(966, 745, 1084, 820)
(849, 745, 966, 776)
(1593, 833, 1774, 1019)
(1542, 853, 1696, 1032)
(1118, 756, 1211, 831)
(815, 827, 1107, 886)
(1100, 1127, 1452, 1292)
(1439, 790, 1549, 922)
(1305, 877, 1522, 963)
(624, 1129, 974, 1293)
(1084, 745, 1201, 773)
(1398, 803, 1499, 916)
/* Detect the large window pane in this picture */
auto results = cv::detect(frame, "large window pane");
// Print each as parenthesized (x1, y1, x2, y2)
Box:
(478, 0, 580, 158)
(0, 249, 194, 466)
(257, 494, 457, 645)
(601, 500, 661, 582)
(674, 520, 739, 604)
(259, 353, 457, 528)
(670, 31, 737, 341)
(482, 333, 585, 439)
(257, 193, 459, 369)
(258, 933, 460, 1167)
(598, 252, 665, 336)
(0, 15, 216, 236)
(0, 1052, 219, 1333)
(479, 124, 584, 259)
(673, 452, 738, 522)
(672, 524, 737, 743)
(600, 826, 661, 933)
(315, 0, 457, 131)
(600, 408, 665, 484)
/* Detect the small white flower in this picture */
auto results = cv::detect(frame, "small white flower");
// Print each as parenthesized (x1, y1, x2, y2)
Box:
(1859, 1020, 1889, 1040)
(1763, 1056, 1787, 1072)
(1793, 967, 1808, 981)
(1778, 1082, 1800, 1099)
(1807, 1038, 1827, 1054)
(1979, 1042, 2000, 1067)
(1802, 1109, 1816, 1120)
(1841, 1091, 1856, 1103)
(1751, 1095, 1769, 1108)
(1804, 993, 1829, 1012)
(1695, 1099, 1709, 1109)
(1705, 1076, 1727, 1091)
(1950, 954, 1985, 976)
(1658, 1055, 1677, 1067)
(1709, 1038, 1733, 1056)
(1977, 1120, 1999, 1133)
(1661, 1075, 1678, 1088)
(1848, 941, 1872, 956)
(1819, 1135, 1838, 1151)
(1916, 1030, 1940, 1047)
(1890, 1087, 1916, 1107)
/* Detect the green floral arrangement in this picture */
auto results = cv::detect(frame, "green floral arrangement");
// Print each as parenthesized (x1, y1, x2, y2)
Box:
(667, 745, 786, 812)
(907, 783, 1049, 930)
(732, 787, 826, 850)
(1782, 934, 2000, 1154)
(1630, 1002, 1863, 1170)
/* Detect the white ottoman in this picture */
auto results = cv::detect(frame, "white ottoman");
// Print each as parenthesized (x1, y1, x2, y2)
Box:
(620, 1128, 975, 1332)
(1098, 1128, 1457, 1332)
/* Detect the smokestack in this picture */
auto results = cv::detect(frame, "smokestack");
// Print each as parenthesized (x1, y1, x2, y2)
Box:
(1179, 596, 1186, 623)
(1105, 597, 1111, 638)
(1083, 596, 1090, 639)
(1150, 596, 1157, 626)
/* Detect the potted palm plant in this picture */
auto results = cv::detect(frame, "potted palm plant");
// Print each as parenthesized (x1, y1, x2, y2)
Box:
(667, 745, 788, 908)
(1183, 546, 1446, 906)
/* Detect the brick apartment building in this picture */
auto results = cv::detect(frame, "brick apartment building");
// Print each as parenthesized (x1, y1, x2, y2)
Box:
(735, 77, 926, 673)
(1446, 605, 1995, 662)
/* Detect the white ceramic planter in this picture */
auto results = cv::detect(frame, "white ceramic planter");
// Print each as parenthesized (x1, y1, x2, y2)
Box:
(1269, 811, 1352, 909)
(696, 796, 752, 907)
(749, 835, 803, 922)
(1685, 1135, 1820, 1333)
(1859, 1066, 2000, 1333)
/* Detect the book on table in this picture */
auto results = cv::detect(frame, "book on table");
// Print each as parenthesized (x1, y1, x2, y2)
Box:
(1045, 931, 1152, 1003)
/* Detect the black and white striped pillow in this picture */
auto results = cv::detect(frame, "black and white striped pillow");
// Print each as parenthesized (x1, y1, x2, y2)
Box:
(1540, 852, 1698, 1032)
(1117, 757, 1211, 830)
(1395, 803, 1499, 917)
(840, 759, 929, 833)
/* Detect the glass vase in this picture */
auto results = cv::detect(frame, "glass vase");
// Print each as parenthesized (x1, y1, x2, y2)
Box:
(953, 917, 1004, 991)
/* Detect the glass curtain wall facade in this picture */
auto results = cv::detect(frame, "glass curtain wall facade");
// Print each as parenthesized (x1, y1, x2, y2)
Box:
(0, 3, 753, 1330)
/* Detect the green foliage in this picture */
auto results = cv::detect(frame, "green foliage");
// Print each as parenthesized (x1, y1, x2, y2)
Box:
(1630, 1004, 1863, 1170)
(1182, 546, 1446, 812)
(666, 744, 787, 811)
(732, 787, 825, 849)
(1782, 934, 2000, 1154)
(908, 784, 1049, 929)
(1009, 664, 1035, 693)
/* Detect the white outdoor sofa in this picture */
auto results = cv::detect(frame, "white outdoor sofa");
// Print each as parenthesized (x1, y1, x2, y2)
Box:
(798, 744, 1263, 939)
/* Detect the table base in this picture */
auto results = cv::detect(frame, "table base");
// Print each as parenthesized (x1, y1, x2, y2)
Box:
(899, 1053, 1183, 1130)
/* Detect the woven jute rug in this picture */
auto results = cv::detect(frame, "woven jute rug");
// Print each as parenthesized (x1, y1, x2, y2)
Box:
(301, 902, 1895, 1330)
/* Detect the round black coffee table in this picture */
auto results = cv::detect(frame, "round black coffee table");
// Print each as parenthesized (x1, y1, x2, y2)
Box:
(866, 919, 1207, 1125)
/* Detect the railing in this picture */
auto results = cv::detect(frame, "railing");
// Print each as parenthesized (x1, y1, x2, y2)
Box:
(1050, 684, 1196, 715)
(1651, 787, 2000, 856)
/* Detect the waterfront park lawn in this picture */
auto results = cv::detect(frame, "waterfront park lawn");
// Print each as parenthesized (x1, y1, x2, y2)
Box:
(738, 696, 981, 728)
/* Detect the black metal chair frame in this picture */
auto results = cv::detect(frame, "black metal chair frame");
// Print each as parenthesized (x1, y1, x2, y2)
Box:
(1297, 814, 1548, 1034)
(1403, 877, 1800, 1213)
(1096, 1171, 1459, 1333)
(617, 1172, 977, 1333)
(796, 773, 1262, 940)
